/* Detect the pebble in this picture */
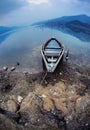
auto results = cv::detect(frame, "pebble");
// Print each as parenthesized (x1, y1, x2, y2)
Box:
(37, 119, 40, 122)
(17, 96, 23, 103)
(24, 123, 28, 127)
(65, 56, 69, 61)
(23, 71, 28, 74)
(53, 92, 57, 95)
(85, 123, 89, 126)
(59, 72, 63, 75)
(53, 79, 56, 82)
(11, 67, 16, 71)
(66, 115, 72, 123)
(3, 66, 8, 71)
(16, 62, 20, 66)
(0, 99, 3, 103)
(18, 119, 22, 123)
(41, 94, 47, 98)
(71, 90, 74, 94)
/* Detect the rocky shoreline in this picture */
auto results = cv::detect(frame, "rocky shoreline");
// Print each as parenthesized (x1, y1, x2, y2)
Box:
(0, 62, 90, 130)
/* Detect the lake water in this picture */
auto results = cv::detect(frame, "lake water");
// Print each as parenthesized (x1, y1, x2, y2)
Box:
(0, 26, 90, 73)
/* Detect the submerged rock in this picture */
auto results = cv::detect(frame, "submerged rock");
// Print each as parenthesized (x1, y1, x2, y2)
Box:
(11, 67, 16, 71)
(16, 62, 20, 66)
(3, 66, 8, 71)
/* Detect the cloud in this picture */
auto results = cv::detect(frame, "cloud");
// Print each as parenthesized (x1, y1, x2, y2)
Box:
(0, 0, 50, 15)
(60, 0, 79, 4)
(26, 0, 50, 4)
(60, 0, 90, 4)
(0, 0, 25, 15)
(0, 0, 90, 26)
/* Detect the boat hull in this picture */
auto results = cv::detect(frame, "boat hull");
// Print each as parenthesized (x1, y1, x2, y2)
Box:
(41, 38, 64, 72)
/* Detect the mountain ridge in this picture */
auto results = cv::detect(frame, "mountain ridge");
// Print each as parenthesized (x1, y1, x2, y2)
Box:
(34, 14, 90, 42)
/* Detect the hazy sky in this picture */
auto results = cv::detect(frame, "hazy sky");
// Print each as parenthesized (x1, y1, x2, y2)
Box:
(0, 0, 90, 26)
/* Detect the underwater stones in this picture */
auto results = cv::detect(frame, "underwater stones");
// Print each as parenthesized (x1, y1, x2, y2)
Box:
(2, 62, 20, 72)
(16, 62, 20, 66)
(65, 56, 69, 61)
(3, 66, 8, 71)
(3, 66, 16, 72)
(11, 67, 16, 71)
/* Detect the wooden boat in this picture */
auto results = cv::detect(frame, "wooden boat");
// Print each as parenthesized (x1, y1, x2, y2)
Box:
(41, 38, 64, 72)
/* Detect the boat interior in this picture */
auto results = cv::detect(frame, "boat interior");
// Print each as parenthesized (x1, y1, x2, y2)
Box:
(43, 40, 63, 63)
(44, 48, 63, 63)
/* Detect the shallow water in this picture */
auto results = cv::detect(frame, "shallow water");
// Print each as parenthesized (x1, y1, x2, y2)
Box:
(0, 26, 90, 73)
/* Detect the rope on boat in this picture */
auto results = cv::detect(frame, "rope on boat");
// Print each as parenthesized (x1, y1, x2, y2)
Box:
(40, 71, 48, 85)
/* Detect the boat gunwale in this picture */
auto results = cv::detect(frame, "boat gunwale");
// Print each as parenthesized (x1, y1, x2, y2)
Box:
(41, 37, 64, 72)
(42, 37, 64, 52)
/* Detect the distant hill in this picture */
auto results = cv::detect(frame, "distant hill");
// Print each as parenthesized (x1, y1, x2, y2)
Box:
(34, 15, 90, 42)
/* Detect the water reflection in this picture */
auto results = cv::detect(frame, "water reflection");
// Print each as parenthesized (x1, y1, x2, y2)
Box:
(34, 15, 90, 42)
(0, 26, 90, 73)
(36, 25, 90, 42)
(0, 32, 12, 44)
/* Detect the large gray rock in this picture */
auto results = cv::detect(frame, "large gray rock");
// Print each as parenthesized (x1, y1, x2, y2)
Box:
(1, 100, 18, 112)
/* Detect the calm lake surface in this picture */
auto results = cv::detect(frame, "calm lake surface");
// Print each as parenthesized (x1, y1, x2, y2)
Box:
(0, 26, 90, 73)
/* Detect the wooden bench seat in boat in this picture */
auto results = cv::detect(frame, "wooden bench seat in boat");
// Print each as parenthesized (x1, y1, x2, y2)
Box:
(44, 48, 61, 56)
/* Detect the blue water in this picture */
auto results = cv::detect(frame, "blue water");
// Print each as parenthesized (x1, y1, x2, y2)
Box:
(0, 26, 90, 73)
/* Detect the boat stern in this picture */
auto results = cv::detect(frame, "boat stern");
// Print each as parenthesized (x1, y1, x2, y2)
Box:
(46, 63, 55, 72)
